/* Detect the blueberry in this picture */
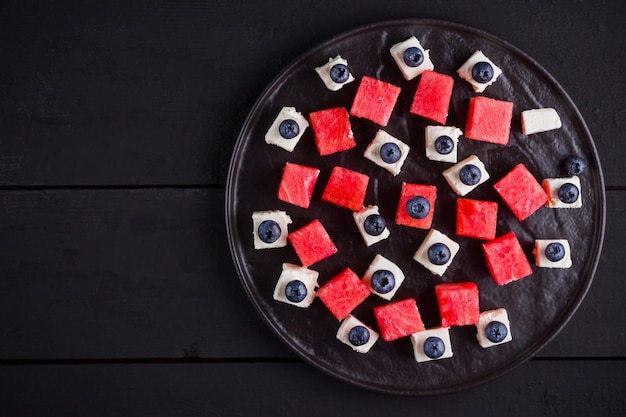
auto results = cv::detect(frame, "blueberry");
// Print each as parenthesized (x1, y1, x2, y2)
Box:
(485, 320, 508, 343)
(406, 196, 430, 219)
(258, 220, 281, 244)
(348, 325, 370, 346)
(363, 214, 386, 236)
(284, 280, 307, 303)
(278, 119, 300, 139)
(434, 135, 454, 155)
(330, 63, 350, 83)
(370, 269, 396, 294)
(423, 336, 445, 359)
(471, 61, 494, 83)
(459, 164, 482, 186)
(427, 242, 451, 265)
(403, 46, 424, 67)
(563, 156, 587, 176)
(380, 142, 402, 164)
(545, 242, 566, 262)
(558, 183, 579, 204)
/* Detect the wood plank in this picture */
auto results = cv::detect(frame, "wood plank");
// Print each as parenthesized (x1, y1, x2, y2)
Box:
(0, 1, 623, 186)
(0, 188, 623, 359)
(0, 360, 625, 416)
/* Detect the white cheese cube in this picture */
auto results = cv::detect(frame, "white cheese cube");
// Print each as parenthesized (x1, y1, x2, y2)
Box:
(521, 108, 562, 135)
(336, 314, 380, 353)
(389, 36, 434, 80)
(413, 228, 460, 276)
(315, 55, 355, 91)
(425, 125, 463, 163)
(542, 176, 582, 208)
(353, 205, 390, 247)
(362, 254, 405, 300)
(534, 239, 572, 268)
(272, 263, 319, 308)
(264, 107, 309, 152)
(363, 130, 410, 176)
(456, 50, 503, 93)
(442, 155, 490, 196)
(410, 327, 453, 362)
(252, 210, 292, 249)
(476, 308, 513, 348)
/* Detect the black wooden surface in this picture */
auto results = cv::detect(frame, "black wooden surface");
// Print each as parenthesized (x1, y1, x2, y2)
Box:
(1, 0, 625, 415)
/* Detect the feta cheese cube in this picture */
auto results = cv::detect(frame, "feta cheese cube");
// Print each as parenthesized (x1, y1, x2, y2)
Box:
(443, 155, 490, 196)
(413, 228, 460, 276)
(363, 130, 410, 176)
(410, 327, 453, 362)
(542, 176, 582, 208)
(534, 239, 572, 268)
(272, 263, 319, 308)
(362, 254, 406, 300)
(264, 107, 309, 152)
(336, 314, 380, 353)
(521, 108, 562, 135)
(457, 50, 503, 93)
(315, 56, 355, 91)
(353, 205, 390, 247)
(389, 36, 434, 80)
(252, 210, 292, 249)
(425, 125, 463, 163)
(476, 308, 513, 348)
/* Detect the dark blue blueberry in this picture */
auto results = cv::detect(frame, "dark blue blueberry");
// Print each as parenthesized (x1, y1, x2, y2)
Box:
(258, 220, 281, 244)
(428, 242, 451, 265)
(485, 321, 508, 343)
(330, 63, 350, 83)
(370, 269, 396, 294)
(348, 325, 370, 346)
(471, 61, 494, 83)
(406, 196, 430, 219)
(434, 135, 454, 155)
(423, 336, 445, 359)
(363, 214, 386, 236)
(403, 46, 424, 67)
(558, 183, 579, 204)
(278, 119, 300, 139)
(459, 164, 482, 186)
(563, 156, 587, 176)
(380, 142, 402, 164)
(284, 280, 307, 303)
(545, 242, 566, 262)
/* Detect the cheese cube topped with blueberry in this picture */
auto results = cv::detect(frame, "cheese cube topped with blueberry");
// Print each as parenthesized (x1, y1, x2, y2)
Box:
(362, 254, 405, 300)
(542, 176, 582, 208)
(272, 263, 319, 308)
(457, 50, 502, 93)
(425, 125, 463, 163)
(363, 130, 410, 176)
(443, 155, 490, 196)
(315, 56, 355, 91)
(521, 108, 562, 135)
(336, 314, 380, 353)
(476, 308, 513, 348)
(534, 239, 572, 268)
(353, 205, 390, 247)
(264, 107, 309, 152)
(410, 327, 453, 362)
(252, 210, 292, 249)
(389, 36, 434, 80)
(413, 228, 460, 276)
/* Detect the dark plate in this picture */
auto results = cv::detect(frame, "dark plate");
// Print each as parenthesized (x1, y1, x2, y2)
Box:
(225, 19, 605, 395)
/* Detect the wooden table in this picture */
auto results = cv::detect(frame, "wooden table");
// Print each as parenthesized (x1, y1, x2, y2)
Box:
(1, 1, 624, 415)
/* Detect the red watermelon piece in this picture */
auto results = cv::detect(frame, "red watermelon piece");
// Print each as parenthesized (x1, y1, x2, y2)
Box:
(482, 231, 532, 285)
(321, 166, 369, 211)
(410, 70, 454, 124)
(456, 198, 498, 241)
(374, 298, 425, 342)
(288, 219, 338, 267)
(435, 282, 480, 327)
(317, 268, 370, 321)
(465, 96, 514, 145)
(494, 164, 549, 221)
(350, 75, 401, 126)
(277, 162, 320, 209)
(395, 182, 437, 229)
(309, 107, 356, 156)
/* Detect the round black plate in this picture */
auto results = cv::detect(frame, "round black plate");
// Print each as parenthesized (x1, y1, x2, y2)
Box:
(226, 19, 605, 395)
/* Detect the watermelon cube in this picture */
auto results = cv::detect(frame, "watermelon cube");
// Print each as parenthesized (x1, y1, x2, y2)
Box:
(435, 282, 480, 327)
(482, 232, 532, 285)
(374, 298, 425, 342)
(410, 70, 454, 125)
(350, 76, 401, 126)
(277, 162, 320, 209)
(309, 107, 356, 156)
(288, 219, 338, 267)
(456, 198, 498, 241)
(395, 182, 437, 229)
(494, 164, 548, 221)
(465, 96, 514, 145)
(317, 267, 370, 321)
(321, 166, 369, 211)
